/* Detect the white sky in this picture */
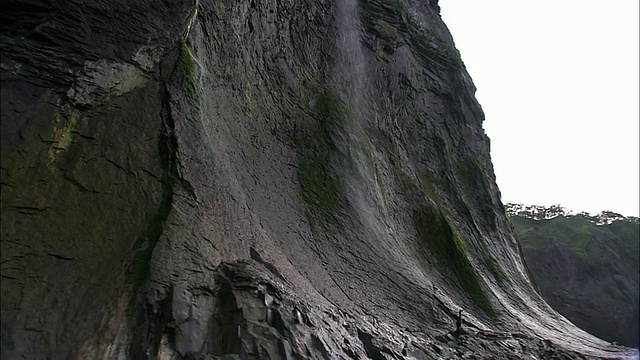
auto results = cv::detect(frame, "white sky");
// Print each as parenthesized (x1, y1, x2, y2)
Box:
(439, 0, 640, 217)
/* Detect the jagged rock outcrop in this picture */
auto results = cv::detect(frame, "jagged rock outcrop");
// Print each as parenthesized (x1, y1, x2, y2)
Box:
(507, 206, 640, 348)
(1, 0, 636, 359)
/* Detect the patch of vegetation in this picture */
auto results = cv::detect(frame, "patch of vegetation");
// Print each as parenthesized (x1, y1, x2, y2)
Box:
(454, 157, 496, 230)
(510, 217, 558, 254)
(434, 131, 447, 151)
(512, 230, 541, 293)
(360, 0, 408, 52)
(344, 112, 384, 194)
(455, 158, 490, 194)
(47, 107, 80, 170)
(297, 87, 389, 229)
(511, 215, 598, 259)
(361, 0, 408, 29)
(418, 171, 438, 203)
(429, 131, 450, 167)
(409, 24, 462, 67)
(360, 0, 462, 66)
(414, 204, 496, 317)
(373, 20, 398, 40)
(174, 39, 201, 104)
(186, 5, 198, 27)
(299, 149, 340, 223)
(370, 151, 384, 192)
(182, 3, 199, 39)
(304, 209, 319, 232)
(607, 220, 640, 254)
(553, 217, 597, 257)
(295, 90, 345, 228)
(484, 255, 508, 285)
(390, 159, 416, 196)
(314, 90, 344, 121)
(550, 216, 594, 255)
(509, 205, 639, 264)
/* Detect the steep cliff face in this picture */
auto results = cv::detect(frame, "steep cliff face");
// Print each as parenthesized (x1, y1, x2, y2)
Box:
(508, 207, 640, 348)
(0, 0, 635, 359)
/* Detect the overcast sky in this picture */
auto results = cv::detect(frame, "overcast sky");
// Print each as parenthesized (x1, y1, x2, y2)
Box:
(439, 0, 639, 217)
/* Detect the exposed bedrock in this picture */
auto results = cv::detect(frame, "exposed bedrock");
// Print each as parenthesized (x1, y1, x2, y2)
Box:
(0, 0, 635, 358)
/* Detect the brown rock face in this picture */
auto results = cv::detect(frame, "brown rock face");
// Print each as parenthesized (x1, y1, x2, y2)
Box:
(1, 0, 635, 358)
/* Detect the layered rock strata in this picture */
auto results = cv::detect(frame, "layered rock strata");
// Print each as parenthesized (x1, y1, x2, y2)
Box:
(1, 0, 635, 358)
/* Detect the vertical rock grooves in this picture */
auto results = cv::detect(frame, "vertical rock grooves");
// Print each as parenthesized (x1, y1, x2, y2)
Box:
(127, 28, 208, 357)
(126, 84, 179, 359)
(127, 89, 177, 287)
(1, 0, 637, 359)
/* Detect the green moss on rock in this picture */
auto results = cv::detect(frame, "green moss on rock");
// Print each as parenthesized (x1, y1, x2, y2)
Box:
(485, 256, 509, 285)
(455, 158, 490, 194)
(361, 0, 408, 28)
(295, 89, 346, 228)
(415, 204, 495, 317)
(47, 107, 80, 170)
(299, 150, 340, 221)
(374, 20, 399, 40)
(174, 39, 201, 104)
(314, 90, 344, 122)
(361, 0, 461, 65)
(409, 28, 461, 67)
(418, 171, 438, 202)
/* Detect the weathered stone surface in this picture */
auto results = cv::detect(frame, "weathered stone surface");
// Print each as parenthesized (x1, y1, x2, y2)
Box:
(1, 0, 637, 359)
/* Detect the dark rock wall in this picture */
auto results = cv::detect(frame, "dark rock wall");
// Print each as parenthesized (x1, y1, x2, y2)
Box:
(1, 1, 184, 357)
(1, 0, 634, 358)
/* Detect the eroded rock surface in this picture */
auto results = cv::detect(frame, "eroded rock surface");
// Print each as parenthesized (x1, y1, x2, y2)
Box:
(1, 0, 637, 359)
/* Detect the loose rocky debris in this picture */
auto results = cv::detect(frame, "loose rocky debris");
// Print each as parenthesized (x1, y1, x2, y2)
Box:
(142, 260, 617, 360)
